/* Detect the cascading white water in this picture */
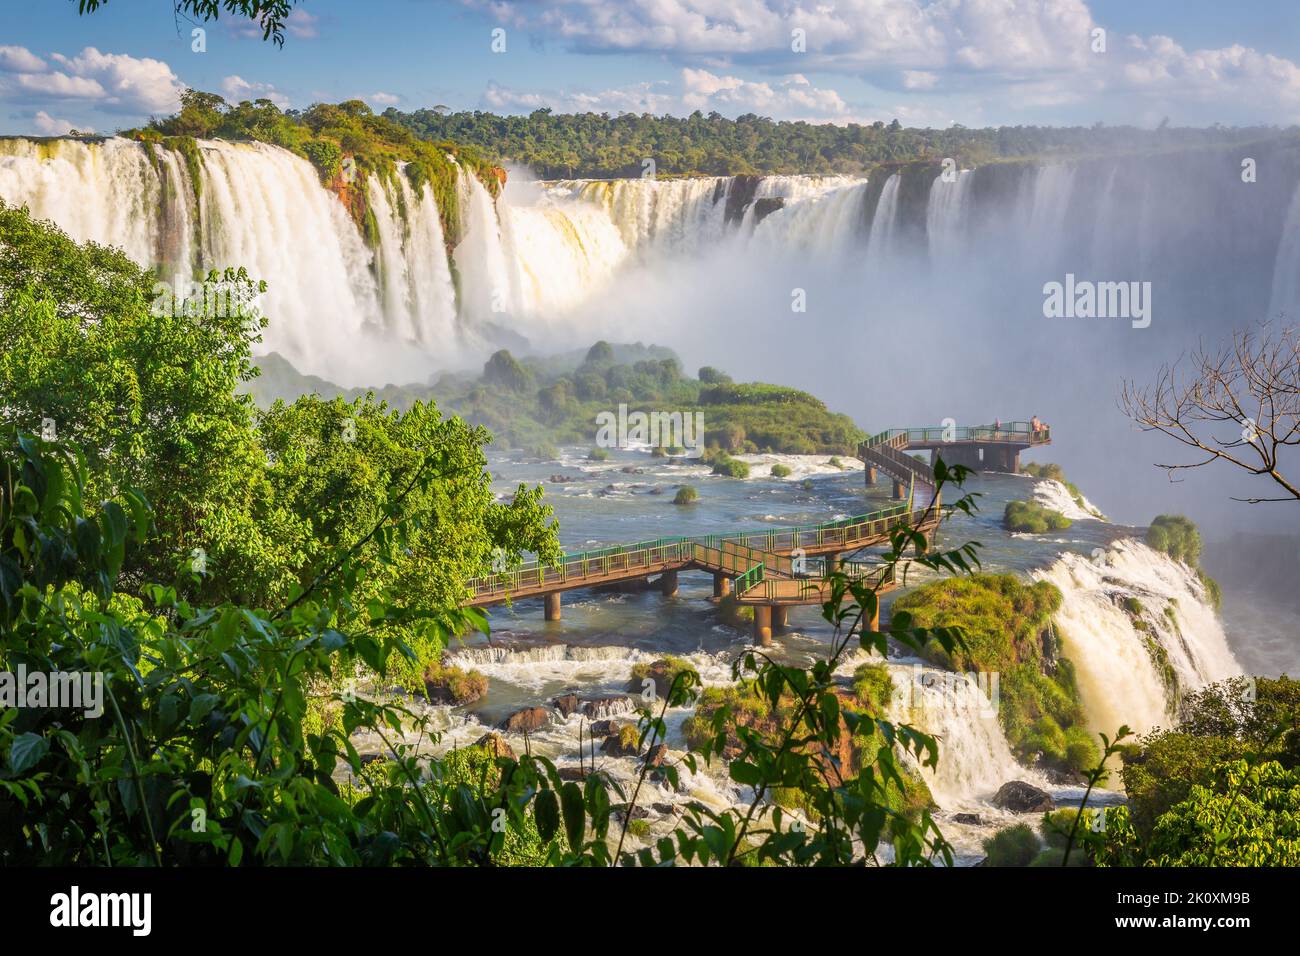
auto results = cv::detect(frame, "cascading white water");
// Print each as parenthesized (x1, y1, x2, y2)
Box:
(1269, 177, 1300, 320)
(866, 173, 901, 259)
(1033, 539, 1241, 736)
(366, 172, 458, 348)
(7, 136, 1300, 409)
(1031, 477, 1105, 520)
(926, 168, 972, 264)
(197, 140, 382, 378)
(883, 658, 1050, 809)
(0, 136, 191, 274)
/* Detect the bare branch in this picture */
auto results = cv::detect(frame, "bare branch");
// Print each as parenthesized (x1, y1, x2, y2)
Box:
(1120, 323, 1300, 504)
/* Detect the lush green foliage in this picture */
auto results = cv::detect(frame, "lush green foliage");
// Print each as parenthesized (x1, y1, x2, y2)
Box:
(123, 93, 500, 250)
(710, 454, 751, 479)
(78, 0, 300, 47)
(0, 201, 558, 689)
(1099, 760, 1300, 866)
(386, 107, 1289, 179)
(982, 823, 1040, 866)
(672, 486, 699, 505)
(1116, 676, 1300, 838)
(1147, 514, 1203, 565)
(893, 575, 1091, 773)
(251, 342, 867, 456)
(1003, 499, 1072, 533)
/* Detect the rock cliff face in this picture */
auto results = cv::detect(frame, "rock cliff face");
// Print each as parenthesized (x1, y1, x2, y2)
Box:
(723, 175, 762, 225)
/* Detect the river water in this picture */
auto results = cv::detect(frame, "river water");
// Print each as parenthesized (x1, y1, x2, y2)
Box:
(350, 447, 1252, 864)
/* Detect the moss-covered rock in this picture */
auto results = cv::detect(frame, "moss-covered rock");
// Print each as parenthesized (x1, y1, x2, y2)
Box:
(1004, 499, 1072, 533)
(421, 660, 487, 705)
(629, 656, 694, 699)
(673, 485, 699, 505)
(894, 574, 1089, 774)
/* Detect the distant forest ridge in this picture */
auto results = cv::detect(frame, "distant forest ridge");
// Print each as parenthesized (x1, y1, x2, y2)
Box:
(384, 106, 1300, 179)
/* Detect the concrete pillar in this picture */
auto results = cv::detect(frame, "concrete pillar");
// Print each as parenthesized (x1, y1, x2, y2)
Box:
(753, 605, 773, 647)
(544, 592, 561, 622)
(867, 602, 880, 632)
(824, 552, 840, 574)
(865, 465, 877, 485)
(892, 479, 906, 500)
(713, 573, 732, 599)
(660, 570, 678, 597)
(772, 606, 788, 632)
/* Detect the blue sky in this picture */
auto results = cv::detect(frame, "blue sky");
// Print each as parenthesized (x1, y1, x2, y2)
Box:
(3, 0, 1300, 135)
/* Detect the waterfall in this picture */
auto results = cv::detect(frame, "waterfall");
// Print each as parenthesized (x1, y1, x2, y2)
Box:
(1033, 539, 1241, 737)
(366, 172, 458, 348)
(0, 136, 186, 272)
(926, 168, 972, 264)
(866, 173, 901, 258)
(884, 658, 1049, 809)
(1269, 177, 1300, 320)
(6, 135, 1300, 407)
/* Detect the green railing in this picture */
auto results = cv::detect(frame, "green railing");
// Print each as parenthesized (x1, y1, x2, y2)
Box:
(466, 499, 922, 597)
(741, 561, 895, 601)
(733, 563, 765, 596)
(866, 422, 1051, 447)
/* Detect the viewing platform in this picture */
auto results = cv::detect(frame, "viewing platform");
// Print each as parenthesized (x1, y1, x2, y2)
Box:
(461, 419, 1045, 645)
(859, 421, 1050, 479)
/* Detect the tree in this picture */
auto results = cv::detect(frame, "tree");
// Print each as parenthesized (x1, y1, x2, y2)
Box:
(0, 202, 558, 617)
(1121, 324, 1300, 503)
(76, 0, 299, 46)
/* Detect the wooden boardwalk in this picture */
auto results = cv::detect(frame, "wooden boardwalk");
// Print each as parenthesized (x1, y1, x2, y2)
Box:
(463, 420, 1049, 645)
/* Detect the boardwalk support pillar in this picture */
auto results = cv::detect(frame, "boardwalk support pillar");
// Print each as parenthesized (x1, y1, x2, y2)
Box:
(825, 552, 841, 574)
(544, 592, 561, 622)
(713, 573, 732, 599)
(660, 570, 679, 597)
(865, 465, 877, 485)
(753, 605, 773, 647)
(867, 601, 880, 632)
(772, 606, 788, 632)
(892, 479, 906, 500)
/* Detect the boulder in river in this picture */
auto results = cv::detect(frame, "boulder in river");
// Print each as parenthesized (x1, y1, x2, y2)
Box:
(992, 780, 1055, 813)
(582, 696, 632, 719)
(552, 693, 581, 718)
(499, 706, 550, 734)
(601, 725, 641, 757)
(472, 733, 516, 760)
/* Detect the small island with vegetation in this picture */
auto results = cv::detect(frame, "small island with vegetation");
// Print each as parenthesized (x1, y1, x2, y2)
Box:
(1004, 499, 1073, 533)
(252, 340, 867, 458)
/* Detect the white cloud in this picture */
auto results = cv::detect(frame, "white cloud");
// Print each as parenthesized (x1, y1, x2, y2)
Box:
(32, 110, 88, 135)
(222, 75, 291, 109)
(286, 9, 320, 39)
(484, 68, 850, 120)
(43, 47, 184, 113)
(10, 71, 106, 99)
(467, 0, 1300, 122)
(0, 45, 46, 73)
(365, 91, 400, 106)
